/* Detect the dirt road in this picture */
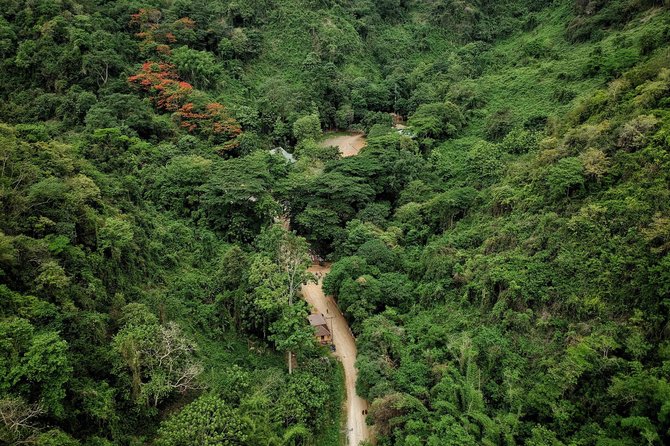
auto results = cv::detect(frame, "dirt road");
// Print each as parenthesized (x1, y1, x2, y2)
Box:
(320, 133, 367, 157)
(302, 264, 370, 446)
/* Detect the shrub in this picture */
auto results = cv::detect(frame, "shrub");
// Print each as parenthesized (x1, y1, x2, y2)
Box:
(335, 104, 354, 130)
(408, 101, 465, 140)
(546, 157, 584, 199)
(616, 114, 659, 151)
(155, 395, 251, 446)
(500, 128, 539, 154)
(292, 114, 321, 142)
(485, 108, 514, 141)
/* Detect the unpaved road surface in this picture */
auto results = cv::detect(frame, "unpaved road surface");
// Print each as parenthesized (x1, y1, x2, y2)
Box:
(302, 264, 370, 446)
(320, 133, 367, 157)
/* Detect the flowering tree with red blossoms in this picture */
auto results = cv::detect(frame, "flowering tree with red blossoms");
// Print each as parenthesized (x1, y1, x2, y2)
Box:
(128, 62, 193, 111)
(128, 60, 241, 149)
(177, 102, 242, 148)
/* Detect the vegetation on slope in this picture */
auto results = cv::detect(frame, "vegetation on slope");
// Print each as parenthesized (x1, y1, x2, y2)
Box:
(1, 0, 670, 445)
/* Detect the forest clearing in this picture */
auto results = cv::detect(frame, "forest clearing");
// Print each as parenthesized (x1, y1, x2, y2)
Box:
(320, 133, 367, 157)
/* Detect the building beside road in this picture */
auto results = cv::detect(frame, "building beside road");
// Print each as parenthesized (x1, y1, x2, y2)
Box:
(308, 313, 331, 345)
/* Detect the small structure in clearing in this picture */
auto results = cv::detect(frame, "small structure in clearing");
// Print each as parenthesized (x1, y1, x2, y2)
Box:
(269, 147, 296, 163)
(308, 313, 332, 345)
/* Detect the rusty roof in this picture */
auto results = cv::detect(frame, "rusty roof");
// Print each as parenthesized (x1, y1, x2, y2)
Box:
(314, 324, 331, 337)
(308, 313, 328, 327)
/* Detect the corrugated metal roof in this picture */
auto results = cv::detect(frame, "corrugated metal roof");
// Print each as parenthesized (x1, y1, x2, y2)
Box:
(269, 147, 296, 163)
(314, 325, 330, 337)
(308, 313, 327, 327)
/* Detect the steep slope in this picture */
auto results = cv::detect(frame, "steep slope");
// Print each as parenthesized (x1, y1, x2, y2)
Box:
(1, 0, 670, 445)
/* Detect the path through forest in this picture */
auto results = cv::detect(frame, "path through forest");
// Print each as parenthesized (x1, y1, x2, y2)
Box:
(320, 132, 367, 157)
(302, 264, 370, 446)
(300, 130, 371, 445)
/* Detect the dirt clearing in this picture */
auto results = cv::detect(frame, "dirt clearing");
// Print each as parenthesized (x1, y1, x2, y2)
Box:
(320, 133, 367, 157)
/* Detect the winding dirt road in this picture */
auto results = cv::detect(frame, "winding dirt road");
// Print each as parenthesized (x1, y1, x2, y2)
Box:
(320, 133, 367, 157)
(302, 264, 370, 446)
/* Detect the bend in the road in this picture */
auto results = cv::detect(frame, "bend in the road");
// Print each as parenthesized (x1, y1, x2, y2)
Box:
(301, 264, 370, 446)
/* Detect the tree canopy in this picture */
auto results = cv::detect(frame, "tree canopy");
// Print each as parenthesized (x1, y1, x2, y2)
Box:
(2, 0, 670, 445)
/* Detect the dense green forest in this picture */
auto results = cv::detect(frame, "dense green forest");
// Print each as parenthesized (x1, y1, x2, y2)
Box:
(2, 0, 670, 445)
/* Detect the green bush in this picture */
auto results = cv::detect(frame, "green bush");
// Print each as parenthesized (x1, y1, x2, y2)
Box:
(292, 114, 322, 142)
(408, 101, 465, 140)
(485, 108, 514, 141)
(155, 395, 252, 446)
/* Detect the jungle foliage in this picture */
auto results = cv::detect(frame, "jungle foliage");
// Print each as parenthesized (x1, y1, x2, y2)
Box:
(2, 0, 670, 445)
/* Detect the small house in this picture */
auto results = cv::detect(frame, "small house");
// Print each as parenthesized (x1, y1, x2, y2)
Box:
(308, 313, 332, 345)
(269, 147, 296, 163)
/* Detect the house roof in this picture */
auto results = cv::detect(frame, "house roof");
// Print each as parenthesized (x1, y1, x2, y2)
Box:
(269, 147, 296, 163)
(308, 313, 328, 327)
(314, 324, 331, 337)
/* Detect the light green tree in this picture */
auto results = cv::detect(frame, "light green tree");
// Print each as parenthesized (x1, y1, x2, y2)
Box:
(250, 226, 314, 373)
(292, 114, 322, 142)
(112, 304, 202, 406)
(155, 395, 252, 446)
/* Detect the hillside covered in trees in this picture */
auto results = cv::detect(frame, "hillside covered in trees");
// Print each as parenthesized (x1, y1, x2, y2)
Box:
(2, 0, 670, 445)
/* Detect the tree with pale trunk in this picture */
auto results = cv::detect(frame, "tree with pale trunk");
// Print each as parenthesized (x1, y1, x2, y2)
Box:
(112, 304, 202, 407)
(0, 396, 44, 444)
(250, 225, 314, 373)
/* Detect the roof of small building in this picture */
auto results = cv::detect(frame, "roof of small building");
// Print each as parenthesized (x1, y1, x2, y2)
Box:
(269, 147, 296, 163)
(314, 324, 331, 337)
(308, 313, 328, 327)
